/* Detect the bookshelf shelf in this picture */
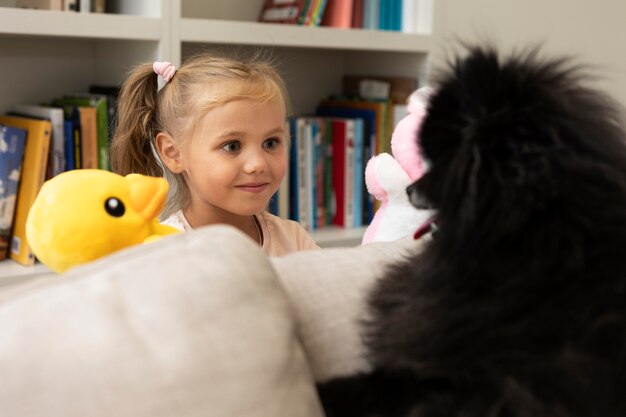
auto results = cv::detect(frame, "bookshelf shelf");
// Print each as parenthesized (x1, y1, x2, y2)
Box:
(0, 7, 161, 40)
(181, 18, 433, 53)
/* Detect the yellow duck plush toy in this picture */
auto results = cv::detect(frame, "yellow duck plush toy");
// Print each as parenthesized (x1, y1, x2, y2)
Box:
(26, 169, 180, 273)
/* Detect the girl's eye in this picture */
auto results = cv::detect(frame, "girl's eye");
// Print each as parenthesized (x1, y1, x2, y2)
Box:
(263, 137, 281, 150)
(221, 141, 241, 153)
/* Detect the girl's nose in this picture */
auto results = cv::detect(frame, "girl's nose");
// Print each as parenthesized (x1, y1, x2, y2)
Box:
(243, 150, 267, 173)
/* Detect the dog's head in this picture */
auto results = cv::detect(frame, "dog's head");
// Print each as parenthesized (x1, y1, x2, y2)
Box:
(408, 46, 626, 238)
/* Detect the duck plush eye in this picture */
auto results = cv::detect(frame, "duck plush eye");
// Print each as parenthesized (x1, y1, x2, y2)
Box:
(104, 197, 125, 217)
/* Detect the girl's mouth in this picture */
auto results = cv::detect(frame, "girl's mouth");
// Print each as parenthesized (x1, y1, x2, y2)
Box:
(236, 183, 269, 193)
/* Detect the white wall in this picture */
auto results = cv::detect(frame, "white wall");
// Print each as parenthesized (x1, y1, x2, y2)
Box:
(431, 0, 626, 111)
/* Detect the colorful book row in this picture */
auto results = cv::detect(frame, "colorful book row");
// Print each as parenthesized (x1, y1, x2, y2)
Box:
(259, 0, 328, 26)
(270, 95, 396, 230)
(259, 0, 421, 32)
(0, 86, 118, 266)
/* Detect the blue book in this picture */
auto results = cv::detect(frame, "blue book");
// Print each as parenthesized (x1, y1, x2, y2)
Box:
(316, 106, 376, 225)
(379, 0, 389, 30)
(63, 119, 75, 171)
(391, 0, 402, 31)
(0, 125, 27, 260)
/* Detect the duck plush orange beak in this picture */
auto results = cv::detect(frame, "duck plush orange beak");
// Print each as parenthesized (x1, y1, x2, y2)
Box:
(26, 170, 180, 273)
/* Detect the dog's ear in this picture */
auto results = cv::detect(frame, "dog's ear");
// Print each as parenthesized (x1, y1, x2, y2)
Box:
(418, 46, 583, 219)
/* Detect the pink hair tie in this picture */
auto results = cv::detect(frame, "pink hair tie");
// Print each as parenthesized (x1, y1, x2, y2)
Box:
(153, 61, 176, 83)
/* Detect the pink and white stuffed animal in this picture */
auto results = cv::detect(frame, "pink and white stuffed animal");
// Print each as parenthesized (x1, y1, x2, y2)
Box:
(362, 87, 434, 244)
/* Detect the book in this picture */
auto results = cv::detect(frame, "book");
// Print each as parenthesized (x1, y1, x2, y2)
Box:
(312, 118, 327, 228)
(259, 0, 306, 24)
(330, 118, 356, 228)
(321, 118, 334, 226)
(13, 104, 65, 178)
(296, 0, 313, 24)
(63, 120, 76, 171)
(401, 0, 416, 33)
(321, 0, 354, 28)
(319, 97, 390, 155)
(53, 103, 82, 169)
(316, 105, 376, 224)
(310, 0, 328, 26)
(304, 118, 315, 229)
(52, 94, 110, 170)
(362, 0, 379, 30)
(0, 125, 27, 261)
(343, 74, 418, 104)
(351, 0, 364, 28)
(301, 0, 327, 26)
(78, 106, 98, 169)
(89, 85, 120, 138)
(0, 115, 51, 266)
(16, 0, 62, 10)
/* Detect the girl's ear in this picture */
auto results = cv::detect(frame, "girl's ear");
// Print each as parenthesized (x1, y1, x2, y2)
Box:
(155, 132, 183, 173)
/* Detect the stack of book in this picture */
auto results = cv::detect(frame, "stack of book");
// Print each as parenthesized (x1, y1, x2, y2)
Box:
(268, 74, 417, 231)
(259, 0, 328, 26)
(0, 86, 119, 266)
(259, 0, 422, 32)
(16, 0, 106, 13)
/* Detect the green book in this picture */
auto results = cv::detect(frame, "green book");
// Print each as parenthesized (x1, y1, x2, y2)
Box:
(52, 94, 110, 170)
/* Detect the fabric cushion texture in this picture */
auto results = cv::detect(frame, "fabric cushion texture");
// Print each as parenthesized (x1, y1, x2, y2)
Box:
(0, 225, 324, 417)
(271, 236, 426, 382)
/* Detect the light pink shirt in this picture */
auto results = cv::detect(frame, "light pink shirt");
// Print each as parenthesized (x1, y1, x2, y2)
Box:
(161, 210, 319, 257)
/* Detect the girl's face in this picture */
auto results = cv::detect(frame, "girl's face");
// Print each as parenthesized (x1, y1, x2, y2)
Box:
(179, 98, 288, 220)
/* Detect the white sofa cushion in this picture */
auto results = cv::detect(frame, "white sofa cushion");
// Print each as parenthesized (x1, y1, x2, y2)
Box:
(271, 236, 426, 382)
(0, 225, 323, 417)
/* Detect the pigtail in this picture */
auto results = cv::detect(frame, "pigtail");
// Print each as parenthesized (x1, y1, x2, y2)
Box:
(110, 63, 163, 177)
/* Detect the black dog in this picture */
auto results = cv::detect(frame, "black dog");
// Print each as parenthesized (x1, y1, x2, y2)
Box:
(318, 46, 626, 417)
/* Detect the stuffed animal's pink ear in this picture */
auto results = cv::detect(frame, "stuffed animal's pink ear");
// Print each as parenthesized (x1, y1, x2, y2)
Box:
(390, 87, 433, 181)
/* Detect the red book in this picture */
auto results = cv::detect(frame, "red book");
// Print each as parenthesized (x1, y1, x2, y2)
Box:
(352, 0, 364, 28)
(321, 0, 354, 28)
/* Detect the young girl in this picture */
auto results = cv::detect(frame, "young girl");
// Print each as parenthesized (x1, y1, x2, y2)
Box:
(110, 53, 319, 256)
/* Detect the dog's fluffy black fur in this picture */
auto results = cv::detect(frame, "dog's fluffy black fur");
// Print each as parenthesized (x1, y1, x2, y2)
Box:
(318, 46, 626, 417)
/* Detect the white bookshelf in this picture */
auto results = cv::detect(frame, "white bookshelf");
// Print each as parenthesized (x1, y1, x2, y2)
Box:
(0, 0, 436, 275)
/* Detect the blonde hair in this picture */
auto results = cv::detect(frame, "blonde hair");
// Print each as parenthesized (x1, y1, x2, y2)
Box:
(110, 52, 290, 219)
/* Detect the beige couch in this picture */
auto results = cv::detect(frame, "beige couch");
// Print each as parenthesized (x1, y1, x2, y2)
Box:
(0, 225, 424, 417)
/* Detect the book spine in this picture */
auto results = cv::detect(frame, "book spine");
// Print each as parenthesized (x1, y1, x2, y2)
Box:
(78, 107, 98, 169)
(353, 119, 364, 227)
(95, 99, 110, 170)
(0, 126, 26, 261)
(297, 118, 309, 229)
(63, 120, 75, 171)
(300, 118, 315, 230)
(344, 119, 355, 228)
(322, 0, 354, 28)
(314, 118, 326, 228)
